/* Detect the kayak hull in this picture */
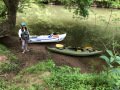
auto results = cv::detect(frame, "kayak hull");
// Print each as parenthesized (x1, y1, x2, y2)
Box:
(47, 47, 102, 56)
(28, 33, 66, 43)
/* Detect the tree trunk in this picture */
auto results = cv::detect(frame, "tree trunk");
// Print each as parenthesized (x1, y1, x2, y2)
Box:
(2, 0, 19, 30)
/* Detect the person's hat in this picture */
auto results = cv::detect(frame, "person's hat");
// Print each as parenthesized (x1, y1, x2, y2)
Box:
(21, 22, 26, 26)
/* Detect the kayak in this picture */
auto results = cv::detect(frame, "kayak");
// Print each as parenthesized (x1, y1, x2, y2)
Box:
(28, 33, 66, 43)
(47, 46, 102, 56)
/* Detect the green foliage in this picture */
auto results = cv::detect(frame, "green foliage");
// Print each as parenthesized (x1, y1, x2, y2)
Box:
(0, 79, 7, 90)
(0, 44, 20, 74)
(34, 0, 93, 17)
(0, 44, 9, 54)
(94, 0, 120, 8)
(18, 0, 31, 13)
(45, 65, 116, 90)
(35, 0, 48, 3)
(0, 44, 17, 60)
(52, 65, 80, 74)
(111, 0, 120, 8)
(0, 45, 17, 63)
(61, 0, 93, 17)
(0, 61, 19, 73)
(0, 0, 6, 19)
(0, 60, 120, 90)
(29, 84, 45, 90)
(7, 85, 25, 90)
(109, 67, 120, 89)
(100, 50, 120, 68)
(22, 60, 55, 74)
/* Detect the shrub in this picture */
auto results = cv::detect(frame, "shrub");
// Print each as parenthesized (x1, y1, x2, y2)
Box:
(45, 65, 118, 90)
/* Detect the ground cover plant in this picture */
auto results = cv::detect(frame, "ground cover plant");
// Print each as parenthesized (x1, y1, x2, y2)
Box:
(2, 60, 119, 90)
(0, 44, 20, 74)
(0, 43, 120, 90)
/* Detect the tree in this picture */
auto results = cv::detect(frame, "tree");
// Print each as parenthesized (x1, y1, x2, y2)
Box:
(0, 0, 19, 36)
(0, 0, 93, 36)
(61, 0, 93, 17)
(36, 0, 93, 17)
(3, 0, 19, 29)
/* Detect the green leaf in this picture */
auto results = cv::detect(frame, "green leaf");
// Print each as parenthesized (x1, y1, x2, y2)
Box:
(109, 64, 113, 68)
(100, 55, 110, 65)
(116, 56, 120, 61)
(106, 50, 113, 57)
(110, 57, 114, 63)
(115, 56, 120, 64)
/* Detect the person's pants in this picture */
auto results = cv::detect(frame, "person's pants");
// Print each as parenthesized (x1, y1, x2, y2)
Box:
(21, 39, 28, 50)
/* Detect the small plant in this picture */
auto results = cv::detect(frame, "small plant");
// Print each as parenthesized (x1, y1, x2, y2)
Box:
(100, 49, 120, 75)
(100, 50, 120, 67)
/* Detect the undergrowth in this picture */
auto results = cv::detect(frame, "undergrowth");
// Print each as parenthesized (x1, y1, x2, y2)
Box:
(0, 44, 20, 74)
(11, 60, 120, 90)
(0, 44, 120, 90)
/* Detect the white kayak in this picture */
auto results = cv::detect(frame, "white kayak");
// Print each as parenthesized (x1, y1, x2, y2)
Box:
(28, 33, 66, 43)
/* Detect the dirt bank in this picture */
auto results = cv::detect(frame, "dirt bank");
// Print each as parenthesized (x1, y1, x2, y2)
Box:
(0, 36, 106, 73)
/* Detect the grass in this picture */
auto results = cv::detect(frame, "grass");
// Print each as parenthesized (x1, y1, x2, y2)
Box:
(1, 3, 120, 89)
(17, 3, 120, 24)
(15, 3, 120, 50)
(0, 60, 119, 90)
(0, 44, 120, 90)
(0, 44, 20, 74)
(16, 4, 120, 28)
(21, 60, 55, 74)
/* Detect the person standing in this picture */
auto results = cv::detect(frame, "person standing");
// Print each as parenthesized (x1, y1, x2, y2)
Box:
(18, 22, 30, 53)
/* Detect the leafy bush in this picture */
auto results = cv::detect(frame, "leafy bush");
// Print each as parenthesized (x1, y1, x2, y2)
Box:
(45, 65, 119, 90)
(100, 50, 120, 68)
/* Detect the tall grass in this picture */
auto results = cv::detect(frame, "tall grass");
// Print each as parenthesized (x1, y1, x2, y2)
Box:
(16, 3, 120, 49)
